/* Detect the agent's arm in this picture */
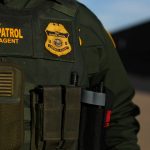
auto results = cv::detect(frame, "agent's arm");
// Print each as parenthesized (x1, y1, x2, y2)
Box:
(77, 3, 140, 150)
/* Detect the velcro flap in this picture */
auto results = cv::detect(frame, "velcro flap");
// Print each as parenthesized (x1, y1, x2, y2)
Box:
(64, 86, 81, 140)
(43, 86, 62, 141)
(0, 65, 23, 149)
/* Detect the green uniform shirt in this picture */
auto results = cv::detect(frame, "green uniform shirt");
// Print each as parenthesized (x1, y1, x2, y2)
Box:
(0, 0, 140, 150)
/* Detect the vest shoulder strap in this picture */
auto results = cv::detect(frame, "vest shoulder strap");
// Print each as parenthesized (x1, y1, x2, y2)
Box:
(50, 0, 78, 17)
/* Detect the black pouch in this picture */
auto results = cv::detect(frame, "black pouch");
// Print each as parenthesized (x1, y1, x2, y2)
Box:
(79, 89, 106, 150)
(0, 65, 24, 150)
(31, 85, 81, 150)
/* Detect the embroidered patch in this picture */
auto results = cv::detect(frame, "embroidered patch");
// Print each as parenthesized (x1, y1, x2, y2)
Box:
(0, 27, 23, 44)
(79, 37, 82, 46)
(78, 29, 83, 46)
(45, 23, 72, 57)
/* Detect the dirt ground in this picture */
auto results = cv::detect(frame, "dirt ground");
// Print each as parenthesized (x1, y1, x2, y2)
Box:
(133, 91, 150, 150)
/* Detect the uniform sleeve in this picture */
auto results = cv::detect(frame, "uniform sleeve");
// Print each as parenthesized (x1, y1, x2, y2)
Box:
(77, 3, 140, 150)
(102, 30, 140, 150)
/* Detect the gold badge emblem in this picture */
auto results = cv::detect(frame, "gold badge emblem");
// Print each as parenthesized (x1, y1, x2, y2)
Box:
(45, 23, 72, 57)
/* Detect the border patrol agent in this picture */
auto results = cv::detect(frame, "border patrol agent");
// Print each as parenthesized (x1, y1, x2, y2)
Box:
(0, 0, 140, 150)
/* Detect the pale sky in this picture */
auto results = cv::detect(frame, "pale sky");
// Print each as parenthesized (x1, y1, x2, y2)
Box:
(80, 0, 150, 32)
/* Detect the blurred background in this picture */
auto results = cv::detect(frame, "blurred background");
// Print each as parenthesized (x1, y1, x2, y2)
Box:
(80, 0, 150, 149)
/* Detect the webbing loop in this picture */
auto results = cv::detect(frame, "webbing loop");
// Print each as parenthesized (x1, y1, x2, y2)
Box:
(81, 90, 106, 106)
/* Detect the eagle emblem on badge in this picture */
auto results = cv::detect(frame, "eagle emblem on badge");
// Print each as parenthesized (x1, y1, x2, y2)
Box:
(45, 23, 72, 57)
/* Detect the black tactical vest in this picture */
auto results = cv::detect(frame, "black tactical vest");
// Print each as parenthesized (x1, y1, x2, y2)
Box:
(0, 1, 107, 150)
